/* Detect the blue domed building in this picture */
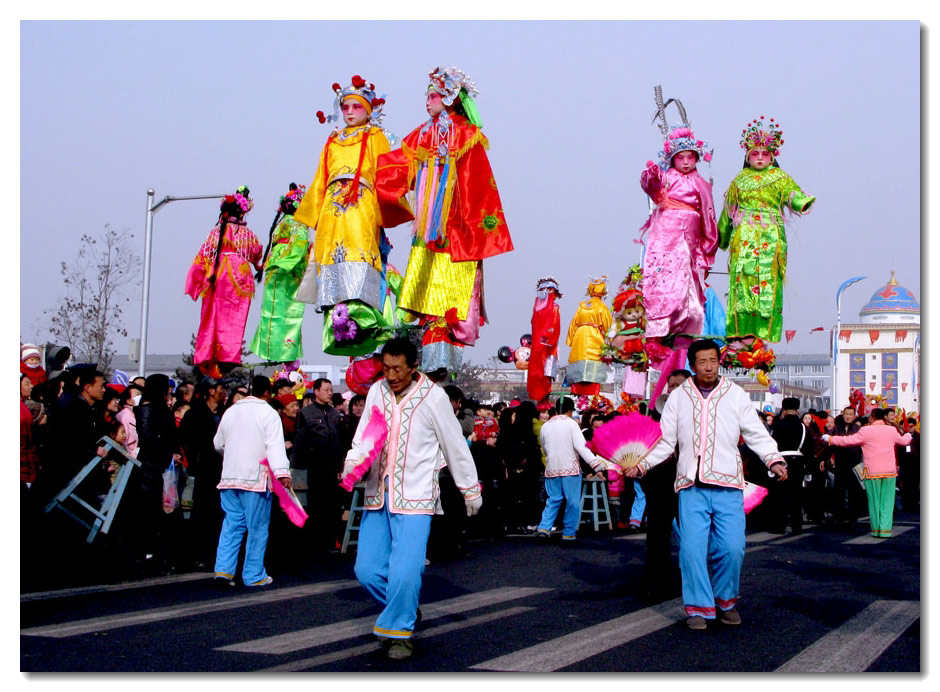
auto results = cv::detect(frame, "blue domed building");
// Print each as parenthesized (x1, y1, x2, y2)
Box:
(835, 272, 920, 412)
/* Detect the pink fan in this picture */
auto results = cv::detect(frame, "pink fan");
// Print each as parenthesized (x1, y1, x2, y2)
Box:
(588, 412, 662, 472)
(743, 481, 768, 515)
(261, 459, 307, 527)
(339, 405, 389, 491)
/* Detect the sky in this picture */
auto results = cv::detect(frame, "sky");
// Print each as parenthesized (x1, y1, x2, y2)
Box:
(18, 19, 921, 372)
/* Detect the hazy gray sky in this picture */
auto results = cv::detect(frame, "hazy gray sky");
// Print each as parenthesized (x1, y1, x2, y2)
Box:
(19, 20, 921, 369)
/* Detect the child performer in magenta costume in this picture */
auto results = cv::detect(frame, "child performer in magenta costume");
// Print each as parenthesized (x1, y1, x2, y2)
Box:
(292, 75, 400, 357)
(718, 116, 815, 344)
(375, 66, 514, 373)
(527, 277, 562, 403)
(249, 183, 310, 363)
(566, 277, 612, 396)
(640, 87, 718, 400)
(185, 187, 263, 378)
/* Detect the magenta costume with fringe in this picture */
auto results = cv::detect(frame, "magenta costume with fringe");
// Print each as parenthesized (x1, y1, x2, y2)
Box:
(639, 164, 718, 340)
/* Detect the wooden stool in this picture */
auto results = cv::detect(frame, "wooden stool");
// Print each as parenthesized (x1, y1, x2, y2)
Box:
(44, 436, 141, 543)
(580, 478, 614, 532)
(341, 482, 367, 554)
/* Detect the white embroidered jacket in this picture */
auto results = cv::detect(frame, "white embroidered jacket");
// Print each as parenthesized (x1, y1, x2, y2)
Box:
(345, 373, 481, 515)
(637, 377, 785, 491)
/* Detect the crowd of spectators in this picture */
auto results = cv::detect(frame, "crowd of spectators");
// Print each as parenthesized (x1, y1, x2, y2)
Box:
(19, 340, 920, 580)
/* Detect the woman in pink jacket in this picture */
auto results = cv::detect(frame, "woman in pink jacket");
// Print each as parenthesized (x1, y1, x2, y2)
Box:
(824, 408, 912, 538)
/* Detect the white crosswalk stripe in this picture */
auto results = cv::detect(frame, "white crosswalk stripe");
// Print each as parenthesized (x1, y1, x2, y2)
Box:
(470, 598, 685, 672)
(775, 600, 920, 672)
(20, 580, 359, 638)
(217, 586, 551, 654)
(257, 606, 535, 671)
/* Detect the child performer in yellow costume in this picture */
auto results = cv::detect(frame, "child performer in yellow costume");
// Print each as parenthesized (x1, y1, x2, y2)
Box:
(293, 75, 400, 356)
(375, 66, 513, 373)
(566, 277, 612, 396)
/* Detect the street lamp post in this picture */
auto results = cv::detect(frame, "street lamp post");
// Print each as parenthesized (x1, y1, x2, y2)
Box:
(832, 276, 867, 411)
(137, 189, 226, 378)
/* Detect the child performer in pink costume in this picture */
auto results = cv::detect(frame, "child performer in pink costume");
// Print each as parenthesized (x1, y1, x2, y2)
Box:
(639, 87, 718, 400)
(185, 187, 263, 378)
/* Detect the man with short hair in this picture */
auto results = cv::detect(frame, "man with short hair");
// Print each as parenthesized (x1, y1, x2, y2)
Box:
(626, 339, 787, 630)
(213, 375, 290, 587)
(829, 406, 864, 525)
(347, 338, 482, 660)
(292, 377, 344, 551)
(769, 397, 815, 535)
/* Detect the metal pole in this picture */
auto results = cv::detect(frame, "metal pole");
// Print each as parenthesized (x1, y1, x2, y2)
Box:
(139, 189, 155, 378)
(833, 276, 867, 411)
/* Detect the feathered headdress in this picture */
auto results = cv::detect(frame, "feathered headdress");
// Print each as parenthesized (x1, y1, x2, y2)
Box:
(740, 116, 784, 156)
(651, 85, 713, 171)
(316, 74, 389, 129)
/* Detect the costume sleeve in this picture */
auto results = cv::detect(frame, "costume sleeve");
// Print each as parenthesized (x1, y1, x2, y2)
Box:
(263, 408, 290, 477)
(640, 163, 665, 201)
(430, 393, 481, 500)
(447, 133, 513, 262)
(184, 230, 217, 300)
(248, 230, 264, 272)
(788, 189, 816, 213)
(292, 139, 330, 230)
(638, 390, 681, 472)
(375, 145, 416, 229)
(696, 177, 719, 268)
(717, 204, 734, 251)
(267, 219, 310, 274)
(828, 431, 864, 447)
(738, 394, 785, 469)
(896, 432, 913, 447)
(343, 385, 382, 465)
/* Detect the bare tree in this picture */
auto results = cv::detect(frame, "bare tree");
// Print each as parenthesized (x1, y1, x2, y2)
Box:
(44, 225, 141, 375)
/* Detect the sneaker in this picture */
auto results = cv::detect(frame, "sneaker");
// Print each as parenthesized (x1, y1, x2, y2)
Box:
(386, 639, 414, 660)
(213, 576, 235, 589)
(686, 615, 707, 630)
(536, 529, 551, 539)
(719, 608, 742, 625)
(561, 535, 577, 542)
(246, 575, 273, 587)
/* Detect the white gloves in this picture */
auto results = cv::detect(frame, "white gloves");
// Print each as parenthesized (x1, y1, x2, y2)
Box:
(465, 495, 483, 517)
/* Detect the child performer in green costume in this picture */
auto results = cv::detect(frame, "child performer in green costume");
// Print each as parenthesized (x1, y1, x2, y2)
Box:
(718, 117, 815, 344)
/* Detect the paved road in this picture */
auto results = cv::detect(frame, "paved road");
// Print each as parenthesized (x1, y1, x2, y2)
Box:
(21, 509, 920, 673)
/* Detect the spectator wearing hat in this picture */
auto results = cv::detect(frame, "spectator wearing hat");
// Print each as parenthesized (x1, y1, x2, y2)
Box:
(276, 392, 301, 450)
(20, 343, 47, 387)
(768, 397, 815, 535)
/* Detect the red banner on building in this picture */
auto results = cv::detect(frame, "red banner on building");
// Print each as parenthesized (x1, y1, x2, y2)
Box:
(902, 383, 908, 391)
(785, 330, 796, 343)
(869, 330, 880, 345)
(869, 382, 876, 391)
(839, 330, 851, 342)
(895, 330, 908, 342)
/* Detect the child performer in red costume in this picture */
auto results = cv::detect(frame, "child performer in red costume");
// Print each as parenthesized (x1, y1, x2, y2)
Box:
(527, 277, 562, 403)
(375, 66, 513, 373)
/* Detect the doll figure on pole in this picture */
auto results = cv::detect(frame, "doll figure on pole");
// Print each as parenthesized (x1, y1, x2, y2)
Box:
(718, 116, 815, 345)
(566, 277, 612, 397)
(375, 66, 513, 374)
(292, 75, 400, 357)
(639, 86, 719, 400)
(185, 187, 263, 378)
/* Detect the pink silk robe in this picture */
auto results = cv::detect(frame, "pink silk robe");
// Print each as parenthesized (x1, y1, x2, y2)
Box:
(184, 222, 263, 366)
(639, 165, 718, 339)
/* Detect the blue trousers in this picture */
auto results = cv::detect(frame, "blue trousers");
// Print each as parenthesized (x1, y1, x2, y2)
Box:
(354, 494, 432, 640)
(215, 488, 273, 586)
(677, 486, 745, 618)
(537, 475, 582, 537)
(629, 480, 647, 526)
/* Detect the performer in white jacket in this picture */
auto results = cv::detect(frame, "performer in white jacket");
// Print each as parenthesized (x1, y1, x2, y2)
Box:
(344, 337, 482, 660)
(626, 339, 787, 630)
(213, 375, 291, 588)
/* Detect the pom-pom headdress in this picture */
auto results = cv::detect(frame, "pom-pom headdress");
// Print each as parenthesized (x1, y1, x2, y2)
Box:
(740, 116, 784, 156)
(279, 182, 306, 214)
(651, 85, 713, 171)
(316, 74, 390, 129)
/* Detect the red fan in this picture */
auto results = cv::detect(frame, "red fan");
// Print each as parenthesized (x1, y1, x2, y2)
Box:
(588, 412, 662, 472)
(743, 482, 768, 514)
(339, 405, 389, 491)
(261, 459, 307, 527)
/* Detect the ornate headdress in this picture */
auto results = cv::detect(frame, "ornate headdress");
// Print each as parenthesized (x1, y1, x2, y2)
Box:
(740, 116, 784, 156)
(651, 85, 713, 171)
(222, 185, 252, 214)
(535, 276, 563, 298)
(586, 276, 608, 298)
(428, 66, 483, 126)
(279, 182, 306, 214)
(316, 74, 389, 129)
